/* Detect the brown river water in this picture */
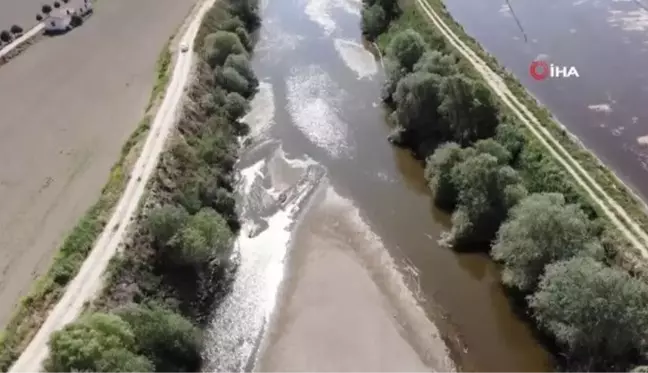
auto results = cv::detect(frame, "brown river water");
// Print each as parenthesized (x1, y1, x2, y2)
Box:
(201, 0, 554, 370)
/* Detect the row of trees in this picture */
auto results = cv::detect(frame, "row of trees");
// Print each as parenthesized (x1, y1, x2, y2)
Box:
(372, 1, 648, 370)
(45, 0, 261, 371)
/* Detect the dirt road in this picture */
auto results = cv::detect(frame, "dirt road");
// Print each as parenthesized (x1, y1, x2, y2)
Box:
(8, 0, 215, 370)
(414, 0, 648, 257)
(0, 0, 194, 329)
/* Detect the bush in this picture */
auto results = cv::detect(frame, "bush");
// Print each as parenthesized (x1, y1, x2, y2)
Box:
(529, 256, 648, 370)
(0, 31, 12, 43)
(118, 304, 202, 372)
(361, 4, 388, 41)
(168, 208, 234, 268)
(36, 14, 44, 21)
(54, 1, 60, 8)
(46, 313, 153, 372)
(491, 193, 604, 292)
(147, 205, 190, 248)
(386, 29, 427, 72)
(224, 92, 249, 120)
(216, 66, 250, 96)
(10, 25, 23, 34)
(448, 153, 527, 248)
(203, 31, 247, 67)
(42, 4, 52, 13)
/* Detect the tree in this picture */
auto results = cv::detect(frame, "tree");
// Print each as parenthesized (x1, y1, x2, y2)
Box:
(224, 92, 249, 120)
(54, 1, 61, 8)
(382, 58, 407, 103)
(413, 50, 458, 77)
(227, 0, 261, 29)
(448, 153, 526, 248)
(361, 4, 387, 41)
(0, 31, 11, 43)
(393, 71, 446, 143)
(42, 4, 52, 14)
(473, 138, 511, 165)
(386, 29, 427, 72)
(529, 257, 648, 370)
(10, 25, 23, 34)
(168, 208, 233, 268)
(224, 53, 258, 90)
(215, 66, 250, 96)
(438, 74, 499, 146)
(46, 313, 153, 372)
(147, 205, 190, 248)
(36, 14, 44, 21)
(494, 123, 525, 163)
(491, 193, 604, 292)
(424, 142, 465, 210)
(203, 31, 247, 68)
(119, 304, 202, 372)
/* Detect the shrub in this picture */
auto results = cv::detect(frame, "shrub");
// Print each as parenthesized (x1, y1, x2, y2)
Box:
(147, 205, 190, 248)
(529, 257, 648, 370)
(224, 92, 249, 120)
(42, 4, 52, 14)
(216, 66, 250, 96)
(10, 25, 23, 34)
(492, 193, 604, 292)
(0, 31, 12, 43)
(36, 14, 44, 21)
(45, 313, 153, 372)
(203, 31, 247, 67)
(448, 153, 527, 248)
(168, 208, 233, 268)
(118, 304, 202, 372)
(386, 29, 427, 72)
(361, 4, 388, 41)
(54, 1, 61, 8)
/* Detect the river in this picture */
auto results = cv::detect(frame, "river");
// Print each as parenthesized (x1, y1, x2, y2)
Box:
(440, 0, 648, 202)
(201, 0, 553, 371)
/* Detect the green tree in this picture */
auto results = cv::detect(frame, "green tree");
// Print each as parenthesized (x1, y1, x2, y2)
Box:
(361, 4, 387, 41)
(438, 74, 499, 146)
(224, 53, 258, 90)
(46, 313, 153, 372)
(216, 66, 251, 96)
(227, 0, 261, 29)
(529, 257, 648, 370)
(424, 142, 465, 210)
(382, 59, 408, 103)
(169, 208, 234, 268)
(393, 71, 446, 141)
(413, 50, 458, 77)
(203, 31, 247, 68)
(449, 153, 526, 248)
(224, 92, 249, 120)
(492, 193, 604, 292)
(494, 123, 525, 163)
(386, 29, 427, 72)
(473, 138, 511, 165)
(119, 304, 202, 372)
(147, 205, 190, 248)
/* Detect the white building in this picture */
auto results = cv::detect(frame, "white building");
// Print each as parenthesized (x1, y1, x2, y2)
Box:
(44, 9, 71, 33)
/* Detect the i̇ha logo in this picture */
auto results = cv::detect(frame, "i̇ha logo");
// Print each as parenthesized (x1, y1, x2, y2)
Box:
(529, 60, 580, 81)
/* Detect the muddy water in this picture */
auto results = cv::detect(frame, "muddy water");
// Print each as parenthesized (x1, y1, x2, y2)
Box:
(439, 0, 648, 202)
(202, 0, 552, 371)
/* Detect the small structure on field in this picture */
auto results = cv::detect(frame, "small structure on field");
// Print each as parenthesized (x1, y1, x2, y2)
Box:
(44, 9, 72, 33)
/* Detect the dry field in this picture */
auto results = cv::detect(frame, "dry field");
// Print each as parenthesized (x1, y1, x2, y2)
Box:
(0, 0, 42, 34)
(0, 0, 195, 329)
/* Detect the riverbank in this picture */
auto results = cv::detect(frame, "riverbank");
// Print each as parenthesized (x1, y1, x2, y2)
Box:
(365, 0, 648, 370)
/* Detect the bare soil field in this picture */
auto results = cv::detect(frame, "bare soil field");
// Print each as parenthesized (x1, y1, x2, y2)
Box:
(0, 0, 42, 35)
(0, 0, 195, 329)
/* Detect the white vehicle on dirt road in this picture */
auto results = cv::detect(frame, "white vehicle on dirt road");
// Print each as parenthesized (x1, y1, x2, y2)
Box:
(8, 0, 215, 371)
(180, 43, 189, 52)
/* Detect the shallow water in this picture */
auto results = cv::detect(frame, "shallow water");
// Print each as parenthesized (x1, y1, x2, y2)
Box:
(202, 0, 553, 370)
